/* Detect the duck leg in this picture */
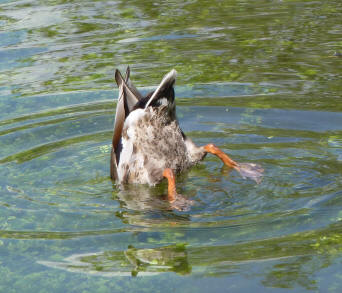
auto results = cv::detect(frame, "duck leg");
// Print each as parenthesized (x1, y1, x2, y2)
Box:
(162, 168, 177, 202)
(162, 168, 193, 211)
(203, 143, 264, 183)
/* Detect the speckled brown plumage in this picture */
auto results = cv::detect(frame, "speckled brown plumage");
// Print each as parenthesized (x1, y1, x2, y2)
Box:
(117, 106, 206, 185)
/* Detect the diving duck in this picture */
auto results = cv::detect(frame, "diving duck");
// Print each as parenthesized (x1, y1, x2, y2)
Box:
(111, 67, 263, 208)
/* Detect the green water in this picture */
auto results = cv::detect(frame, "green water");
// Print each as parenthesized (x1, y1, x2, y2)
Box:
(1, 0, 342, 292)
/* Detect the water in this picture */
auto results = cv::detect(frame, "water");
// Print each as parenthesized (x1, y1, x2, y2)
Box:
(0, 0, 342, 292)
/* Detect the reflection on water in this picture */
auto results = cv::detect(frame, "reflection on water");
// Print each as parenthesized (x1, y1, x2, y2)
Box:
(1, 0, 342, 292)
(37, 220, 342, 290)
(39, 243, 191, 277)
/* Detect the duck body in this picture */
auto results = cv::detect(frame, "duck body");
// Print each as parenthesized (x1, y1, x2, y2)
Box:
(112, 68, 205, 185)
(117, 105, 205, 185)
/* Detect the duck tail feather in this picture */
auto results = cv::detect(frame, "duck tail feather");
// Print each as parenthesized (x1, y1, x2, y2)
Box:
(112, 68, 140, 159)
(145, 69, 177, 108)
(125, 66, 143, 100)
(115, 69, 139, 112)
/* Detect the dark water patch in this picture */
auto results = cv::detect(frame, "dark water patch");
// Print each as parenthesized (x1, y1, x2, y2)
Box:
(0, 29, 27, 48)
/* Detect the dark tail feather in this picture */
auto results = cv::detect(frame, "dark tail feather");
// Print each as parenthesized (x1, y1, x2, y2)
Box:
(145, 69, 177, 108)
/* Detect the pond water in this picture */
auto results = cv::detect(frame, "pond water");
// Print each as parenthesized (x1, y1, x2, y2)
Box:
(1, 0, 342, 292)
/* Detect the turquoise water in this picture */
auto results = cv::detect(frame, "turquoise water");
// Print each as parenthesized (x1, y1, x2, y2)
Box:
(0, 0, 342, 292)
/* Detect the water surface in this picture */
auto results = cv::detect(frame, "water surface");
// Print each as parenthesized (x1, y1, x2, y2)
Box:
(1, 0, 342, 292)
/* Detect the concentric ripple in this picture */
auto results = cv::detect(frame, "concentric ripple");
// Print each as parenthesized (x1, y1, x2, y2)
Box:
(1, 0, 342, 292)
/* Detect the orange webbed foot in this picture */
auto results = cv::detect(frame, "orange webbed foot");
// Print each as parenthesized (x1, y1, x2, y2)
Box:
(203, 143, 263, 183)
(235, 163, 264, 184)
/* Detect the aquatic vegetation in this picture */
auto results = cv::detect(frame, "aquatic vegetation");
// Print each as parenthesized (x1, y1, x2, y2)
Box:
(0, 0, 342, 292)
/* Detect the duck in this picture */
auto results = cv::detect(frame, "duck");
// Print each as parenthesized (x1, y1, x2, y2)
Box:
(111, 67, 263, 209)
